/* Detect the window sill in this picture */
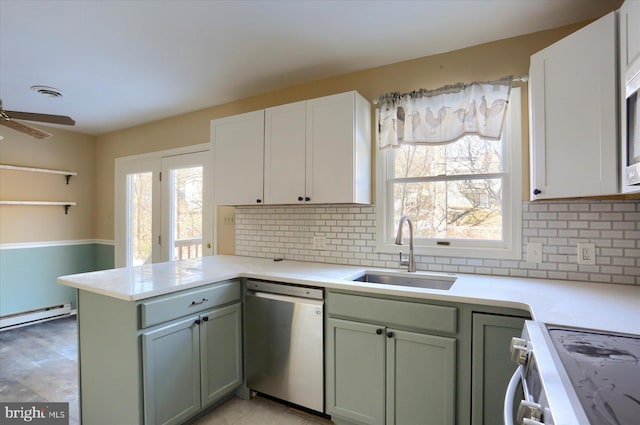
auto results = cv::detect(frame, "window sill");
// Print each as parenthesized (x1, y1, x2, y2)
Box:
(376, 241, 522, 261)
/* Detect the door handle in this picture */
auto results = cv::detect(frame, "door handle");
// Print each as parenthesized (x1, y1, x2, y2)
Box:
(503, 365, 523, 425)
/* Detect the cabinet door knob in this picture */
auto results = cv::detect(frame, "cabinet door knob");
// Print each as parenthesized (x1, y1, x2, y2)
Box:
(256, 199, 262, 204)
(376, 328, 383, 335)
(298, 196, 304, 201)
(533, 189, 541, 195)
(203, 316, 209, 322)
(305, 196, 311, 202)
(387, 331, 394, 338)
(195, 319, 201, 325)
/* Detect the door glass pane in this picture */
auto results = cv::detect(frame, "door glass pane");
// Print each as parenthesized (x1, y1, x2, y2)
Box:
(128, 172, 153, 266)
(171, 166, 203, 261)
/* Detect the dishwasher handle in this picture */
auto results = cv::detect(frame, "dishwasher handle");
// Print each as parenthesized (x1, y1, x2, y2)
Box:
(245, 280, 323, 300)
(246, 290, 324, 306)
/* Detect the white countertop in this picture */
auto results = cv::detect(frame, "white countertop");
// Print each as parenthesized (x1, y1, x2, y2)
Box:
(58, 254, 640, 335)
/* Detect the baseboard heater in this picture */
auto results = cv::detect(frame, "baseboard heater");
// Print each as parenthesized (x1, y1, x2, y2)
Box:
(0, 303, 72, 330)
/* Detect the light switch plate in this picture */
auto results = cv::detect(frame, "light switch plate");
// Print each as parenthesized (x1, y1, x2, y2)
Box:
(527, 242, 542, 264)
(223, 214, 235, 225)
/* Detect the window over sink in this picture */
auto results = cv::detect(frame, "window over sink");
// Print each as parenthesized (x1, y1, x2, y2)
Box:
(376, 88, 522, 259)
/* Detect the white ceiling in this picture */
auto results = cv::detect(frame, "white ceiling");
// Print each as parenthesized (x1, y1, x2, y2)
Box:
(0, 0, 618, 136)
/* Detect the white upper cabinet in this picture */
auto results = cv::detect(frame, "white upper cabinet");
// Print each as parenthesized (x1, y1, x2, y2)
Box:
(211, 110, 265, 205)
(264, 101, 307, 204)
(620, 0, 640, 81)
(305, 92, 371, 204)
(620, 0, 640, 194)
(214, 91, 371, 206)
(529, 12, 618, 200)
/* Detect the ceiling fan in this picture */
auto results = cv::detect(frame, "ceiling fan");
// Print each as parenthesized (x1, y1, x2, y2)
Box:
(0, 98, 76, 139)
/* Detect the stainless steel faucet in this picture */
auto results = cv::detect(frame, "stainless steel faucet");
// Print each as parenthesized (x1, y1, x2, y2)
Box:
(395, 215, 416, 272)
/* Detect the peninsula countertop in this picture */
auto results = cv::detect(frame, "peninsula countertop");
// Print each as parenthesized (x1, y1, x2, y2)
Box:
(58, 254, 640, 335)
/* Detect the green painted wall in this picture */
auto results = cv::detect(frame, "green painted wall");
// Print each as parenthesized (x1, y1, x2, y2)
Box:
(94, 243, 115, 272)
(0, 243, 115, 317)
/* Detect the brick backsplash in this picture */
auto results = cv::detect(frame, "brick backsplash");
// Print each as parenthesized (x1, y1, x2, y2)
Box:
(235, 200, 640, 285)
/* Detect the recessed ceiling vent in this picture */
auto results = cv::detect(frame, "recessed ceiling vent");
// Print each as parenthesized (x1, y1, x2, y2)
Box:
(30, 85, 63, 98)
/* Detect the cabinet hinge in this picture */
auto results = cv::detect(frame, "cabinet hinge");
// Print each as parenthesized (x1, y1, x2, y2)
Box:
(159, 172, 162, 182)
(158, 235, 161, 245)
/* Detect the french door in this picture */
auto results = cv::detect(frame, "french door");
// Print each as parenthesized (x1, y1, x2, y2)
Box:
(115, 148, 212, 267)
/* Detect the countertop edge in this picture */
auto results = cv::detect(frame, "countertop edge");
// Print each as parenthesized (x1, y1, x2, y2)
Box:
(57, 255, 640, 334)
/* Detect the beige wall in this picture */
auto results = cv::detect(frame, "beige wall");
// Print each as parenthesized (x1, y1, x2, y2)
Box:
(95, 23, 589, 246)
(0, 127, 96, 243)
(2, 20, 625, 249)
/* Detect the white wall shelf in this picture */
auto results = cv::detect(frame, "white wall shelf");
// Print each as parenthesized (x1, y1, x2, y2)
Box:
(0, 164, 78, 184)
(0, 164, 77, 213)
(0, 201, 76, 214)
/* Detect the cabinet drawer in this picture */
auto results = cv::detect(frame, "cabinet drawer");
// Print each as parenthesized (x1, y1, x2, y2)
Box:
(140, 280, 240, 328)
(327, 292, 456, 335)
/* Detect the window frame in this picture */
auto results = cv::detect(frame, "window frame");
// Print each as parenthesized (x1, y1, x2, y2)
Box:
(376, 87, 522, 260)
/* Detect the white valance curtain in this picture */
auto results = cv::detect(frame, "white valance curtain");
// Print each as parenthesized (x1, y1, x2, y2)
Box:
(378, 76, 513, 149)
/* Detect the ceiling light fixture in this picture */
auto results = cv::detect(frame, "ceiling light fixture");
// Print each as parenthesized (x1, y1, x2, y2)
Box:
(30, 85, 63, 98)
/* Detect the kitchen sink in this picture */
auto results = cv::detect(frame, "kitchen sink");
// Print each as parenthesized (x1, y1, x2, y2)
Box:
(351, 272, 456, 290)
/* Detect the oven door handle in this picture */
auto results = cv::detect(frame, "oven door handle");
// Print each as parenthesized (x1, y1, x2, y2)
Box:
(504, 365, 523, 425)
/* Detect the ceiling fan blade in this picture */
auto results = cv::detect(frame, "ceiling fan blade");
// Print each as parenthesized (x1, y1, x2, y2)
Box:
(3, 110, 75, 126)
(0, 119, 53, 139)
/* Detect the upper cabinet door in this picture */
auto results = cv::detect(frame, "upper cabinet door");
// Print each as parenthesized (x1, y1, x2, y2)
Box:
(211, 111, 265, 205)
(264, 101, 307, 204)
(306, 92, 371, 204)
(620, 0, 640, 194)
(620, 0, 640, 81)
(529, 12, 618, 200)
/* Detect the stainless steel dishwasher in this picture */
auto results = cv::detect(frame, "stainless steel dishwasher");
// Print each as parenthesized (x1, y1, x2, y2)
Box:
(245, 279, 324, 412)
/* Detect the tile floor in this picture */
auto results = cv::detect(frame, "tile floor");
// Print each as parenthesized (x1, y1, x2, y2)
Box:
(0, 316, 333, 425)
(192, 396, 333, 425)
(0, 316, 80, 425)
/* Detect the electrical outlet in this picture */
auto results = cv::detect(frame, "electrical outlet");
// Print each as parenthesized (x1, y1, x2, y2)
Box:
(526, 242, 542, 264)
(577, 243, 596, 265)
(312, 235, 326, 250)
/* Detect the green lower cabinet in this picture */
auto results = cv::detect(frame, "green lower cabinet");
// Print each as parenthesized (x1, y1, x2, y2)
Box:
(142, 315, 201, 425)
(387, 330, 456, 425)
(142, 303, 243, 425)
(200, 303, 243, 407)
(327, 318, 456, 425)
(327, 318, 386, 425)
(470, 313, 526, 425)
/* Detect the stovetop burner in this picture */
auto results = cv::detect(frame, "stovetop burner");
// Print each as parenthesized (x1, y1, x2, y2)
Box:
(547, 326, 640, 425)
